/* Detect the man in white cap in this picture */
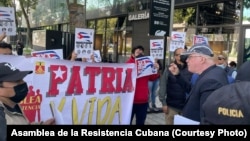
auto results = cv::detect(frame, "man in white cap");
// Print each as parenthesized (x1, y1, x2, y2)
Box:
(178, 44, 229, 122)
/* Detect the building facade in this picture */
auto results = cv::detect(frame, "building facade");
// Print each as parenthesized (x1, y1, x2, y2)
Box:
(28, 0, 250, 67)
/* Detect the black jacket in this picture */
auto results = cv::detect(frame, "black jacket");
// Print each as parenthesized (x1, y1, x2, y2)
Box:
(159, 62, 192, 110)
(0, 106, 6, 141)
(182, 65, 228, 122)
(201, 61, 250, 124)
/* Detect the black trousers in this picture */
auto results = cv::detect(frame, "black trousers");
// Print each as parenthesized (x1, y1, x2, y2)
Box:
(130, 103, 148, 125)
(17, 49, 23, 55)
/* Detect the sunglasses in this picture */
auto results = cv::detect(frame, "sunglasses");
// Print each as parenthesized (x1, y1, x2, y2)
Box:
(218, 57, 225, 60)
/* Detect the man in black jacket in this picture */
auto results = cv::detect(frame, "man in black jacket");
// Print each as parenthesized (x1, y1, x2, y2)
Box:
(181, 44, 229, 122)
(159, 48, 192, 124)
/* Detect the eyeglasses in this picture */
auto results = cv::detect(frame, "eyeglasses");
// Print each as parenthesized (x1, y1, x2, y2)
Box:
(218, 57, 225, 60)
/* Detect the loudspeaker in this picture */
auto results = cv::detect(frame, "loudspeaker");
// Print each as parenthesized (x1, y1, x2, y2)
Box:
(45, 30, 62, 50)
(32, 30, 62, 51)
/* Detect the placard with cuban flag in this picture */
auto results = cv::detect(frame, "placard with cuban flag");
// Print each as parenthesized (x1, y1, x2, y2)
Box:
(86, 50, 102, 62)
(31, 49, 63, 59)
(0, 7, 16, 35)
(170, 31, 186, 52)
(74, 28, 94, 58)
(135, 56, 157, 78)
(193, 35, 209, 45)
(93, 50, 102, 62)
(150, 39, 164, 59)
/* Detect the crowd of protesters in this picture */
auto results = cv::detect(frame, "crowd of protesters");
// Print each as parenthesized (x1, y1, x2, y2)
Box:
(0, 29, 249, 134)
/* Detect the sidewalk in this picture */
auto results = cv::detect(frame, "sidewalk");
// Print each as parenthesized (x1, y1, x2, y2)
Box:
(145, 112, 165, 125)
(146, 95, 165, 125)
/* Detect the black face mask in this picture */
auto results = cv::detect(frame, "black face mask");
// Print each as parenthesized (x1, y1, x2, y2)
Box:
(136, 53, 144, 58)
(180, 55, 188, 64)
(10, 83, 28, 103)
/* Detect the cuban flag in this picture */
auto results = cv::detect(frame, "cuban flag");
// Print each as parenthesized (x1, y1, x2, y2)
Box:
(151, 41, 163, 49)
(193, 35, 209, 45)
(75, 28, 94, 43)
(0, 10, 11, 20)
(172, 33, 184, 42)
(31, 49, 63, 59)
(77, 32, 91, 42)
(135, 56, 157, 78)
(0, 7, 16, 35)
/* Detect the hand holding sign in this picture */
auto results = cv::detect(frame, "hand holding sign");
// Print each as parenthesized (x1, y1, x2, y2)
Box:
(50, 101, 64, 125)
(0, 32, 6, 41)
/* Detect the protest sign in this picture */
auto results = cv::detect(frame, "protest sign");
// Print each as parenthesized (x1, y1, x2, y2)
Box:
(31, 49, 63, 59)
(170, 31, 186, 52)
(150, 39, 164, 59)
(0, 55, 136, 125)
(74, 28, 94, 58)
(0, 7, 16, 35)
(135, 56, 157, 78)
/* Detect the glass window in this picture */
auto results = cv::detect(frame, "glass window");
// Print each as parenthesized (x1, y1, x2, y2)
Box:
(95, 19, 106, 60)
(133, 0, 150, 11)
(243, 0, 250, 24)
(243, 29, 250, 61)
(86, 0, 150, 19)
(30, 0, 69, 27)
(77, 0, 86, 5)
(62, 24, 69, 32)
(106, 18, 118, 60)
(86, 0, 134, 19)
(87, 20, 95, 29)
(173, 7, 196, 48)
(185, 28, 196, 48)
(198, 0, 240, 26)
(125, 36, 132, 56)
(197, 27, 239, 63)
(174, 7, 196, 26)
